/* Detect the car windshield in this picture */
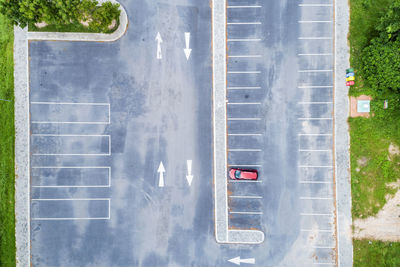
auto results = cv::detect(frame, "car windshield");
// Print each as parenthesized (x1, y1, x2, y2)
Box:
(235, 170, 241, 178)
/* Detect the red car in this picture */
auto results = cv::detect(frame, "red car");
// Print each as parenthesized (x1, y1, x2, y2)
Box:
(229, 168, 258, 180)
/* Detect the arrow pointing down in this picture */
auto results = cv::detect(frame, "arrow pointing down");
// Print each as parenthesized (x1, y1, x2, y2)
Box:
(184, 32, 192, 60)
(155, 32, 163, 59)
(228, 256, 255, 266)
(186, 160, 193, 186)
(157, 161, 165, 187)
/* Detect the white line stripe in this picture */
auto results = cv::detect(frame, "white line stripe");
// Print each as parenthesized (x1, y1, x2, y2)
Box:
(301, 229, 334, 232)
(31, 134, 109, 137)
(299, 4, 333, 6)
(31, 198, 110, 201)
(298, 165, 333, 168)
(298, 102, 332, 104)
(228, 133, 262, 136)
(229, 211, 263, 215)
(298, 85, 334, 89)
(30, 102, 109, 105)
(298, 133, 332, 136)
(31, 121, 110, 124)
(229, 149, 262, 152)
(227, 86, 261, 90)
(298, 21, 332, 23)
(300, 213, 332, 216)
(228, 164, 262, 167)
(229, 180, 262, 183)
(298, 53, 332, 56)
(298, 118, 333, 120)
(300, 197, 333, 200)
(299, 149, 331, 152)
(228, 55, 262, 58)
(299, 37, 333, 40)
(228, 71, 261, 74)
(32, 153, 110, 156)
(313, 246, 335, 249)
(299, 181, 332, 184)
(313, 263, 335, 265)
(229, 195, 263, 199)
(299, 70, 333, 72)
(227, 102, 261, 105)
(32, 185, 109, 188)
(227, 38, 262, 42)
(227, 6, 262, 8)
(31, 217, 109, 220)
(31, 166, 110, 168)
(228, 118, 261, 121)
(227, 22, 262, 25)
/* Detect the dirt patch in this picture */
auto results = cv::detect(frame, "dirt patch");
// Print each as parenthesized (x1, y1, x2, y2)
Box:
(357, 157, 369, 167)
(350, 95, 372, 118)
(80, 18, 92, 27)
(353, 185, 400, 241)
(108, 19, 117, 30)
(389, 143, 400, 156)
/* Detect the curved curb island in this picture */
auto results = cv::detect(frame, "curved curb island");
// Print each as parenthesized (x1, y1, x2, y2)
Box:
(14, 1, 128, 266)
(27, 0, 128, 42)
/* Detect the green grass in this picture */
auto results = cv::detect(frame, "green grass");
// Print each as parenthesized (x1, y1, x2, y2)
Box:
(354, 240, 400, 267)
(0, 13, 15, 267)
(28, 18, 119, 34)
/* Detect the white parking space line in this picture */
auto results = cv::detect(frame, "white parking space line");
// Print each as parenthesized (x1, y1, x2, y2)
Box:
(298, 118, 333, 120)
(298, 85, 333, 88)
(298, 165, 333, 168)
(298, 133, 332, 136)
(229, 149, 262, 152)
(299, 149, 331, 152)
(229, 195, 263, 199)
(298, 53, 332, 56)
(300, 197, 333, 200)
(227, 102, 261, 105)
(313, 263, 335, 265)
(31, 121, 110, 124)
(312, 246, 335, 249)
(227, 71, 261, 74)
(298, 21, 333, 23)
(298, 102, 333, 104)
(299, 180, 332, 184)
(227, 6, 262, 8)
(300, 213, 333, 216)
(229, 211, 263, 215)
(30, 102, 109, 106)
(227, 38, 262, 42)
(228, 55, 262, 58)
(228, 133, 262, 136)
(228, 118, 262, 121)
(299, 4, 333, 6)
(228, 86, 261, 90)
(298, 70, 333, 72)
(301, 229, 333, 232)
(298, 37, 333, 40)
(31, 134, 109, 137)
(227, 22, 262, 25)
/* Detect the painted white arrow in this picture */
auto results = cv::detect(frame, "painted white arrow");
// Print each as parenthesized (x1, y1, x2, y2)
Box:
(157, 161, 165, 187)
(186, 160, 193, 186)
(228, 256, 255, 266)
(155, 32, 163, 59)
(184, 32, 192, 60)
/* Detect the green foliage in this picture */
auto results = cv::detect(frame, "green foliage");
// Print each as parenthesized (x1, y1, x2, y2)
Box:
(354, 240, 400, 267)
(377, 0, 400, 41)
(0, 13, 15, 267)
(0, 0, 120, 33)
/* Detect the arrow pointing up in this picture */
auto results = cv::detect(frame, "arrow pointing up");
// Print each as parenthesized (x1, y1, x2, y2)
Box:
(184, 32, 192, 60)
(186, 160, 193, 186)
(157, 161, 165, 187)
(228, 256, 255, 266)
(155, 32, 163, 59)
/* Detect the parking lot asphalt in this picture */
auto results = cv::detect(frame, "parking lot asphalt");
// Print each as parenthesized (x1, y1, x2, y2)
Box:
(28, 0, 337, 266)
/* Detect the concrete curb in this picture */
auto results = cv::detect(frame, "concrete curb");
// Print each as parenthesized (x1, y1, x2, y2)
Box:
(27, 0, 128, 42)
(212, 0, 264, 244)
(14, 25, 29, 267)
(14, 2, 127, 266)
(334, 0, 353, 266)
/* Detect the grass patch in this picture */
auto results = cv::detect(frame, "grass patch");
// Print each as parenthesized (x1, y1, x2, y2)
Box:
(0, 13, 15, 267)
(354, 240, 400, 267)
(28, 17, 119, 34)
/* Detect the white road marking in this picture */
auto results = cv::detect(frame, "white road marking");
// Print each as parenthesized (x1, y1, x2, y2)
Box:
(227, 86, 261, 90)
(31, 134, 109, 137)
(227, 102, 261, 105)
(228, 71, 261, 74)
(155, 32, 163, 59)
(228, 118, 261, 121)
(300, 213, 332, 216)
(228, 133, 262, 136)
(227, 5, 262, 8)
(227, 38, 262, 42)
(31, 121, 110, 124)
(227, 22, 262, 25)
(313, 263, 335, 265)
(298, 165, 333, 168)
(184, 32, 192, 60)
(298, 85, 333, 88)
(300, 197, 333, 200)
(298, 69, 333, 72)
(299, 149, 331, 152)
(298, 133, 332, 136)
(299, 4, 333, 6)
(298, 102, 333, 104)
(229, 149, 262, 152)
(299, 37, 333, 40)
(298, 21, 333, 23)
(186, 160, 194, 186)
(301, 229, 333, 232)
(312, 246, 335, 249)
(229, 211, 263, 215)
(228, 55, 262, 58)
(298, 53, 332, 56)
(228, 256, 256, 265)
(229, 195, 263, 199)
(299, 180, 332, 184)
(298, 118, 333, 120)
(157, 161, 165, 187)
(30, 102, 109, 105)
